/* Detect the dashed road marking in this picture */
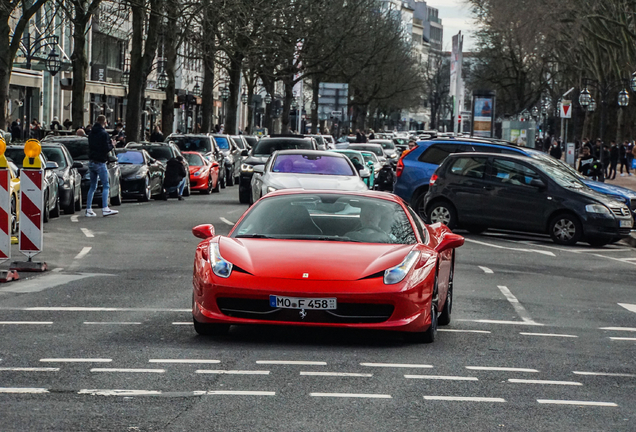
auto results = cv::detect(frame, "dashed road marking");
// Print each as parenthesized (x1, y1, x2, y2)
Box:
(90, 368, 165, 373)
(149, 359, 220, 364)
(80, 228, 94, 238)
(618, 303, 636, 313)
(405, 375, 478, 381)
(600, 327, 636, 332)
(609, 337, 636, 341)
(508, 379, 582, 386)
(70, 216, 79, 223)
(520, 332, 578, 338)
(0, 387, 49, 394)
(40, 358, 112, 363)
(497, 286, 537, 324)
(83, 322, 141, 325)
(466, 366, 539, 373)
(197, 370, 270, 375)
(18, 307, 189, 312)
(478, 266, 494, 274)
(300, 371, 372, 377)
(208, 390, 275, 396)
(537, 399, 617, 407)
(310, 392, 391, 399)
(256, 360, 326, 366)
(0, 321, 53, 325)
(220, 217, 235, 226)
(360, 363, 433, 369)
(464, 238, 555, 256)
(74, 247, 92, 260)
(438, 329, 491, 334)
(78, 389, 161, 396)
(424, 396, 506, 402)
(0, 368, 59, 372)
(456, 319, 544, 326)
(172, 322, 193, 325)
(573, 371, 636, 377)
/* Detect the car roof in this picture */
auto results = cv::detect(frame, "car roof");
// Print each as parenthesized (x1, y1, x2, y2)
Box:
(265, 188, 403, 204)
(349, 143, 383, 148)
(446, 151, 534, 163)
(276, 149, 346, 157)
(421, 137, 517, 147)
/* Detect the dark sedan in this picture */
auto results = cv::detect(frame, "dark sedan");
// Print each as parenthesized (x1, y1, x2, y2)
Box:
(41, 142, 83, 214)
(125, 142, 191, 196)
(166, 134, 227, 189)
(116, 149, 165, 201)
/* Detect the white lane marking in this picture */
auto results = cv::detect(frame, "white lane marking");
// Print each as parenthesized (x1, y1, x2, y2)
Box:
(256, 360, 326, 366)
(609, 337, 636, 341)
(220, 217, 235, 226)
(74, 247, 92, 260)
(0, 321, 52, 325)
(300, 371, 372, 377)
(619, 257, 636, 261)
(70, 215, 79, 223)
(197, 370, 270, 375)
(0, 273, 115, 294)
(466, 366, 539, 373)
(360, 363, 433, 369)
(497, 286, 536, 324)
(405, 375, 478, 381)
(537, 399, 617, 407)
(516, 241, 636, 267)
(438, 329, 491, 334)
(618, 303, 636, 313)
(20, 307, 189, 312)
(520, 332, 578, 338)
(0, 368, 59, 372)
(464, 238, 555, 256)
(52, 268, 64, 273)
(83, 322, 141, 325)
(79, 389, 161, 396)
(591, 254, 636, 267)
(91, 368, 165, 373)
(573, 371, 636, 377)
(172, 322, 193, 325)
(600, 327, 636, 332)
(80, 228, 94, 238)
(310, 392, 391, 399)
(508, 379, 582, 386)
(41, 358, 112, 363)
(478, 266, 494, 274)
(456, 319, 544, 326)
(0, 387, 49, 394)
(424, 396, 506, 402)
(207, 391, 275, 396)
(149, 359, 220, 364)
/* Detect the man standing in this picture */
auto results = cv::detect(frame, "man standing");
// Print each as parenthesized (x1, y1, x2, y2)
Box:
(112, 123, 126, 147)
(164, 155, 188, 201)
(549, 140, 562, 160)
(609, 141, 619, 180)
(86, 115, 119, 217)
(619, 141, 631, 176)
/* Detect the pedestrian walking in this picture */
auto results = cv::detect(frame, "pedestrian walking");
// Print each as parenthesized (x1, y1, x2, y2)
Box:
(86, 115, 119, 217)
(76, 128, 86, 137)
(619, 141, 631, 176)
(164, 155, 188, 200)
(30, 119, 42, 140)
(149, 124, 164, 143)
(549, 141, 562, 160)
(368, 129, 375, 140)
(609, 141, 619, 180)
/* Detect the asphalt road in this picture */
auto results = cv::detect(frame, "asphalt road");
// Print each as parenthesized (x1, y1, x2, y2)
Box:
(1, 184, 635, 432)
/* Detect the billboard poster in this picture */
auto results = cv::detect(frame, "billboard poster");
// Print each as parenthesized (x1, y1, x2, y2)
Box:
(473, 97, 493, 137)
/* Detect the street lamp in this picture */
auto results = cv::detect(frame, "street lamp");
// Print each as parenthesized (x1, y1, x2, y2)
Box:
(241, 91, 249, 104)
(221, 87, 230, 101)
(264, 93, 272, 104)
(579, 88, 592, 107)
(588, 98, 597, 113)
(618, 89, 630, 107)
(45, 47, 61, 76)
(157, 71, 168, 91)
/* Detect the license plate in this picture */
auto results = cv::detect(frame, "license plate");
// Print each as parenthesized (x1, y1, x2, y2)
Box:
(620, 219, 633, 228)
(269, 295, 337, 310)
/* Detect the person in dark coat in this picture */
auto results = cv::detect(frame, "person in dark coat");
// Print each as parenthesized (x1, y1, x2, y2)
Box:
(608, 141, 619, 180)
(549, 141, 562, 160)
(164, 156, 188, 200)
(149, 125, 164, 143)
(86, 115, 118, 217)
(10, 120, 21, 141)
(619, 141, 631, 176)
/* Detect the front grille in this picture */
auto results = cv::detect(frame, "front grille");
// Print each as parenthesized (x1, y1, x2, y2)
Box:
(217, 297, 394, 324)
(610, 207, 630, 217)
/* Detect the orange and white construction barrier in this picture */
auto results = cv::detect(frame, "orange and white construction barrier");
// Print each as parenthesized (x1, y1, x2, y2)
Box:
(11, 139, 47, 272)
(0, 138, 19, 281)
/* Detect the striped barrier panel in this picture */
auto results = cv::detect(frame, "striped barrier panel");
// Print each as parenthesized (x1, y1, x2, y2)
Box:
(19, 169, 44, 258)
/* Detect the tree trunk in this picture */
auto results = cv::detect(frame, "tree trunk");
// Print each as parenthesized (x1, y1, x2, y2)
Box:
(71, 16, 89, 130)
(246, 92, 253, 134)
(200, 0, 215, 133)
(616, 107, 624, 144)
(0, 11, 13, 131)
(260, 75, 274, 134)
(281, 78, 293, 134)
(225, 53, 243, 135)
(311, 78, 319, 134)
(161, 4, 178, 136)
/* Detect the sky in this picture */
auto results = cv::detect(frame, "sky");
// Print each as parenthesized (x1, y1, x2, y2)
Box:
(426, 0, 478, 52)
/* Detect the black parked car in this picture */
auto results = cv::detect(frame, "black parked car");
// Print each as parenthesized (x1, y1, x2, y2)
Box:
(166, 134, 227, 189)
(5, 146, 61, 222)
(56, 137, 122, 207)
(116, 149, 165, 201)
(238, 136, 318, 204)
(424, 153, 633, 247)
(125, 142, 191, 196)
(211, 134, 241, 186)
(40, 141, 83, 214)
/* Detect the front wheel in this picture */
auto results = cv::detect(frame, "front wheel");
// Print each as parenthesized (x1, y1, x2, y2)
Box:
(549, 214, 582, 245)
(183, 179, 191, 196)
(193, 318, 230, 336)
(220, 172, 227, 189)
(226, 169, 235, 186)
(438, 254, 454, 326)
(427, 200, 457, 229)
(111, 182, 122, 206)
(140, 176, 151, 202)
(65, 191, 76, 214)
(50, 196, 60, 218)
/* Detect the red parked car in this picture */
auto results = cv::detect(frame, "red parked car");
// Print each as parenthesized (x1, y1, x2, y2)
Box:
(182, 151, 219, 194)
(191, 190, 464, 343)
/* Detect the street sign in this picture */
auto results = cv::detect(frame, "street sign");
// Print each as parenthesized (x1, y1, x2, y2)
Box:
(560, 100, 572, 118)
(318, 83, 348, 122)
(331, 110, 342, 119)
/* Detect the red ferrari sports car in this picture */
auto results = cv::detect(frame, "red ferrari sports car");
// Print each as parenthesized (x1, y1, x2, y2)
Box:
(191, 190, 464, 343)
(183, 151, 219, 194)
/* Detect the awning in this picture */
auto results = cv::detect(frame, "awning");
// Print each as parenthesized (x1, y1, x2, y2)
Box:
(145, 89, 166, 100)
(104, 85, 126, 97)
(9, 69, 43, 88)
(85, 81, 126, 97)
(85, 82, 105, 94)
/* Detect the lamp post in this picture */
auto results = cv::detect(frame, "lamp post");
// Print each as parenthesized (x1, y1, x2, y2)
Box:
(221, 86, 230, 127)
(578, 76, 634, 142)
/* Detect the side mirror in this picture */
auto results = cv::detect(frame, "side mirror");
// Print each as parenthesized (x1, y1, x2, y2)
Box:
(434, 233, 465, 254)
(241, 149, 249, 157)
(72, 161, 83, 169)
(45, 161, 59, 170)
(148, 158, 157, 164)
(253, 165, 264, 175)
(192, 224, 216, 239)
(530, 178, 546, 189)
(359, 168, 370, 178)
(107, 155, 118, 163)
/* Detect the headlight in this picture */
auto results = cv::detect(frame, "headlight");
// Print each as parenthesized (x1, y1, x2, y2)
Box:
(267, 186, 277, 194)
(390, 153, 398, 159)
(209, 243, 233, 278)
(585, 204, 611, 215)
(241, 163, 254, 173)
(384, 251, 420, 285)
(193, 169, 204, 177)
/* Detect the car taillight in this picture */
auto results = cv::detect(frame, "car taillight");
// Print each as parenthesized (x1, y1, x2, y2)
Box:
(396, 147, 414, 178)
(429, 174, 438, 186)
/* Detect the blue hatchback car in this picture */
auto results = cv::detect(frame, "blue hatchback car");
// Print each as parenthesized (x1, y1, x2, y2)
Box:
(394, 137, 636, 218)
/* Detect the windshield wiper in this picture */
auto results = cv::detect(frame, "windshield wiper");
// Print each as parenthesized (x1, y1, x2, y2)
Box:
(235, 234, 272, 239)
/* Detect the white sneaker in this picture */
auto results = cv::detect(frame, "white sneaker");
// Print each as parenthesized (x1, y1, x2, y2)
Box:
(621, 173, 626, 176)
(85, 209, 97, 217)
(102, 207, 119, 217)
(629, 173, 633, 176)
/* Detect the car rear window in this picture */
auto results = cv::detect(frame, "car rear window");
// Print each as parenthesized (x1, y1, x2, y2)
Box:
(272, 154, 354, 176)
(215, 136, 230, 150)
(252, 138, 314, 156)
(418, 143, 473, 165)
(170, 137, 212, 154)
(348, 145, 383, 157)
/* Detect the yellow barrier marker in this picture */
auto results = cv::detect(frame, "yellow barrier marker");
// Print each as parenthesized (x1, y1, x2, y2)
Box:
(23, 139, 42, 169)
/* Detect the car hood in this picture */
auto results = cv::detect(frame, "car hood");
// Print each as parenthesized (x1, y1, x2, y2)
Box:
(189, 165, 205, 174)
(571, 185, 627, 208)
(119, 164, 145, 177)
(243, 155, 269, 166)
(582, 179, 636, 200)
(219, 237, 417, 281)
(265, 173, 368, 191)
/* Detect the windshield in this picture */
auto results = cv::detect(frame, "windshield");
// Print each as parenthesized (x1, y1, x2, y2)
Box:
(272, 154, 355, 176)
(171, 137, 211, 154)
(131, 146, 173, 162)
(231, 137, 246, 150)
(310, 135, 325, 145)
(63, 141, 89, 160)
(232, 194, 417, 244)
(183, 152, 205, 166)
(360, 152, 378, 164)
(215, 137, 230, 150)
(532, 160, 587, 189)
(253, 138, 314, 156)
(349, 145, 384, 157)
(244, 136, 258, 147)
(371, 140, 395, 150)
(117, 151, 144, 165)
(530, 152, 586, 180)
(41, 147, 67, 168)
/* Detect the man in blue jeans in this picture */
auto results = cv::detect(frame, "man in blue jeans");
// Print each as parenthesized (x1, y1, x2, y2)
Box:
(86, 115, 119, 217)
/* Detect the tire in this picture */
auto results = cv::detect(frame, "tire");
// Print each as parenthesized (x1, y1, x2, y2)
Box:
(587, 238, 611, 248)
(64, 191, 76, 215)
(465, 225, 487, 235)
(75, 191, 82, 211)
(183, 179, 191, 196)
(43, 193, 50, 223)
(221, 171, 227, 189)
(140, 176, 151, 202)
(50, 196, 60, 218)
(111, 182, 122, 206)
(226, 169, 235, 186)
(212, 175, 220, 193)
(193, 318, 230, 336)
(412, 192, 427, 219)
(548, 213, 582, 245)
(202, 176, 212, 195)
(406, 274, 439, 343)
(438, 254, 454, 326)
(235, 175, 240, 185)
(427, 200, 457, 230)
(239, 188, 250, 204)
